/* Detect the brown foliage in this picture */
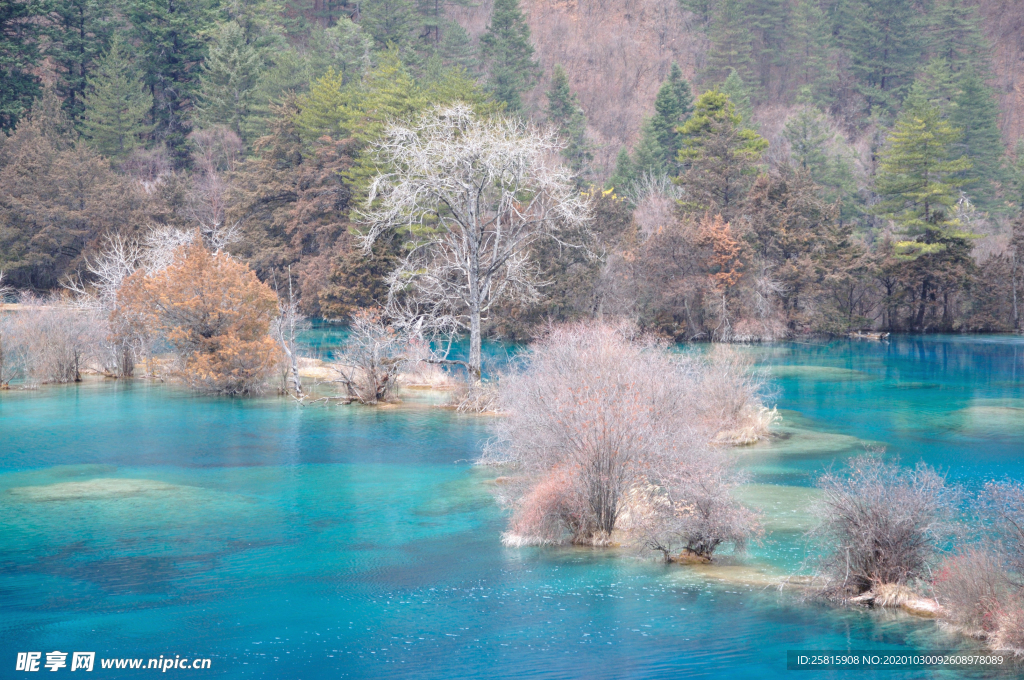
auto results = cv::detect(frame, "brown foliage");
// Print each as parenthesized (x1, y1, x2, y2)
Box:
(115, 239, 281, 394)
(229, 104, 356, 315)
(0, 107, 154, 290)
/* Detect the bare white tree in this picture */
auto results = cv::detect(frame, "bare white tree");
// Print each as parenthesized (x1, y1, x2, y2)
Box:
(273, 268, 308, 399)
(360, 104, 592, 377)
(331, 307, 410, 404)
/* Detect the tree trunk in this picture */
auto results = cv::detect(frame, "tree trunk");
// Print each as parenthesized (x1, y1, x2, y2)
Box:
(469, 307, 482, 380)
(915, 279, 929, 331)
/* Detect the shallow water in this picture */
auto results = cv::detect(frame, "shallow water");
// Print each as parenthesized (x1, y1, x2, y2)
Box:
(2, 335, 1023, 678)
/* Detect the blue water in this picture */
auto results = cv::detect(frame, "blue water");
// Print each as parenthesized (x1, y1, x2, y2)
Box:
(1, 335, 1023, 678)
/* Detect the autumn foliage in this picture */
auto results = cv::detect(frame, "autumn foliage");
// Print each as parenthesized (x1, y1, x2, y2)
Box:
(115, 240, 281, 394)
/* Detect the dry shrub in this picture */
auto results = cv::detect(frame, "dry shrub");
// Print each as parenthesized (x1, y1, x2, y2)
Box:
(484, 321, 763, 555)
(5, 298, 105, 384)
(0, 311, 32, 387)
(115, 240, 280, 395)
(448, 380, 500, 414)
(991, 600, 1024, 657)
(810, 456, 957, 601)
(330, 307, 409, 404)
(933, 549, 1012, 636)
(981, 480, 1024, 574)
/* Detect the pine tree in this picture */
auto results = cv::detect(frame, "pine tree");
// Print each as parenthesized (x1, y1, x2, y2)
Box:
(783, 106, 860, 223)
(306, 19, 373, 84)
(480, 0, 539, 111)
(608, 147, 636, 194)
(747, 0, 790, 98)
(788, 0, 833, 102)
(193, 21, 263, 139)
(362, 0, 417, 53)
(125, 0, 218, 164)
(632, 118, 667, 179)
(1009, 140, 1024, 214)
(834, 0, 922, 113)
(948, 67, 1005, 208)
(80, 35, 153, 158)
(546, 65, 592, 184)
(928, 0, 989, 74)
(874, 99, 973, 256)
(909, 58, 958, 114)
(0, 0, 45, 132)
(874, 99, 977, 329)
(42, 0, 115, 122)
(649, 63, 694, 172)
(703, 0, 756, 92)
(437, 19, 476, 72)
(721, 69, 753, 125)
(677, 89, 768, 220)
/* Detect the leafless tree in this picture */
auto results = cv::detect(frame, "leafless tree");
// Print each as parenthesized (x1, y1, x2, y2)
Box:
(482, 322, 763, 553)
(331, 307, 410, 404)
(810, 456, 958, 601)
(273, 268, 308, 398)
(0, 297, 31, 388)
(360, 104, 591, 377)
(13, 297, 104, 384)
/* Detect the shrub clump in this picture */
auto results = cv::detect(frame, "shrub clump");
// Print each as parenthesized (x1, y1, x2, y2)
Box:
(482, 322, 764, 559)
(810, 456, 957, 602)
(933, 481, 1024, 656)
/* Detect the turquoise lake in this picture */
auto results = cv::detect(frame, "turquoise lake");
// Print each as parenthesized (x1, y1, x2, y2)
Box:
(2, 335, 1024, 678)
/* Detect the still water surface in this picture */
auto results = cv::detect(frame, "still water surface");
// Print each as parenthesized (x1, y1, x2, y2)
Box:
(1, 335, 1023, 678)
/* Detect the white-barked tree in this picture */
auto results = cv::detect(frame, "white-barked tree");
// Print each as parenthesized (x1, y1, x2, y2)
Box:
(360, 104, 591, 377)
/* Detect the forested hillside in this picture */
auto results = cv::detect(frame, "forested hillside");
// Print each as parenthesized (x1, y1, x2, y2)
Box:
(2, 0, 1024, 339)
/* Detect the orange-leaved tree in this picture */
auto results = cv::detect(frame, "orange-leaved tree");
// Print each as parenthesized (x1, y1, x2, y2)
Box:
(115, 239, 281, 394)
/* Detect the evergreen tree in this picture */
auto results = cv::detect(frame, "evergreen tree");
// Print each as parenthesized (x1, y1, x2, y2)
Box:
(747, 0, 790, 97)
(703, 0, 756, 92)
(909, 58, 958, 114)
(874, 99, 976, 329)
(788, 0, 833, 102)
(632, 117, 666, 180)
(362, 0, 417, 53)
(874, 99, 973, 257)
(307, 19, 373, 84)
(480, 0, 539, 111)
(0, 0, 45, 132)
(80, 35, 153, 158)
(437, 19, 476, 72)
(677, 89, 768, 220)
(928, 0, 989, 74)
(193, 21, 264, 140)
(948, 67, 1004, 208)
(126, 0, 218, 164)
(678, 0, 714, 28)
(608, 147, 636, 194)
(546, 65, 592, 184)
(649, 63, 694, 171)
(42, 0, 115, 122)
(833, 0, 921, 113)
(783, 106, 860, 223)
(720, 68, 753, 125)
(1009, 140, 1024, 214)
